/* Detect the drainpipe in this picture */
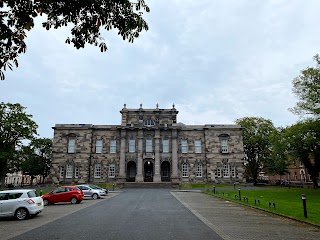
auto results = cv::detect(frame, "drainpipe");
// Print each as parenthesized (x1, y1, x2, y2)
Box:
(88, 127, 94, 183)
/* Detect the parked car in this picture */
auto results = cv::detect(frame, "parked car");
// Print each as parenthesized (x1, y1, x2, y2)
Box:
(86, 184, 109, 194)
(76, 185, 107, 199)
(0, 189, 44, 220)
(41, 186, 83, 206)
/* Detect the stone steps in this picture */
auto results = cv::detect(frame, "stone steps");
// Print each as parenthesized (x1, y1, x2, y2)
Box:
(123, 182, 174, 188)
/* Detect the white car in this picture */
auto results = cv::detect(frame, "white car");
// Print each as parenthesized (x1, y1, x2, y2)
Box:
(0, 189, 44, 220)
(76, 185, 107, 199)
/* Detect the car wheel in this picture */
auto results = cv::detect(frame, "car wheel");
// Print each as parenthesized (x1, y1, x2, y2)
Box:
(43, 199, 50, 206)
(71, 197, 77, 204)
(92, 193, 98, 200)
(15, 208, 29, 220)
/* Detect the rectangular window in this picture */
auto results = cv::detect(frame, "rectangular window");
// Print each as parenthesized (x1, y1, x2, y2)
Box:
(96, 139, 103, 153)
(195, 140, 201, 153)
(162, 139, 169, 153)
(94, 164, 101, 178)
(223, 163, 229, 177)
(182, 163, 188, 177)
(220, 139, 228, 153)
(146, 139, 152, 153)
(181, 140, 188, 153)
(294, 172, 297, 180)
(66, 164, 73, 178)
(109, 164, 115, 178)
(129, 139, 135, 153)
(217, 167, 222, 177)
(110, 140, 116, 153)
(74, 166, 79, 178)
(59, 166, 65, 178)
(68, 138, 76, 153)
(231, 166, 236, 177)
(196, 163, 202, 177)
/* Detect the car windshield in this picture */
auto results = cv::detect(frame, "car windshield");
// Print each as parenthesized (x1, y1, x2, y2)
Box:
(89, 185, 101, 189)
(27, 191, 38, 198)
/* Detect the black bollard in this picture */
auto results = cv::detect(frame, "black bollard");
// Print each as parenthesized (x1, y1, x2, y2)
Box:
(234, 183, 236, 190)
(302, 194, 307, 218)
(40, 189, 43, 196)
(113, 183, 115, 191)
(238, 188, 241, 201)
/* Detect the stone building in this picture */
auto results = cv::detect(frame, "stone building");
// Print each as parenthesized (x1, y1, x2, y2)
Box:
(51, 104, 245, 185)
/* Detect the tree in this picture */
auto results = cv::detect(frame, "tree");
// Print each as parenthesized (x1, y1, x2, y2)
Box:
(236, 117, 276, 185)
(29, 138, 52, 183)
(266, 127, 290, 180)
(284, 119, 320, 188)
(0, 0, 150, 80)
(0, 102, 37, 185)
(290, 54, 320, 118)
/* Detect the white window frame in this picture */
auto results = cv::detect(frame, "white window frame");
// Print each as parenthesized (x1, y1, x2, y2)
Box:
(182, 163, 188, 177)
(195, 140, 201, 153)
(94, 164, 101, 178)
(96, 139, 103, 153)
(66, 164, 73, 179)
(181, 140, 188, 154)
(109, 164, 115, 178)
(220, 139, 228, 153)
(129, 139, 135, 153)
(68, 138, 76, 153)
(59, 166, 65, 178)
(110, 140, 116, 153)
(196, 163, 202, 177)
(146, 139, 152, 153)
(162, 139, 169, 153)
(74, 166, 79, 178)
(223, 162, 229, 177)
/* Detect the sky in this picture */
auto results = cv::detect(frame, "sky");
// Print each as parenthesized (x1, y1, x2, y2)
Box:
(1, 0, 320, 139)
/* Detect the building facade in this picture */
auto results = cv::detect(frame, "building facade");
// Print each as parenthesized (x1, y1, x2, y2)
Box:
(51, 104, 245, 185)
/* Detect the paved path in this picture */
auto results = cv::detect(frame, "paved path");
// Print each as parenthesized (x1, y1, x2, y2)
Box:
(172, 191, 320, 240)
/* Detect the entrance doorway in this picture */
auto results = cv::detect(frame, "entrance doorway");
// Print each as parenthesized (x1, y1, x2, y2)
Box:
(161, 161, 171, 182)
(127, 161, 136, 182)
(144, 160, 153, 182)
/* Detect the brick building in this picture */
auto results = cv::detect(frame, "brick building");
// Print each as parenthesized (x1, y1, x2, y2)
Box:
(51, 104, 245, 185)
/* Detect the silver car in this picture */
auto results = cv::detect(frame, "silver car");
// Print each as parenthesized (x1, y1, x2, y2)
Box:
(76, 185, 107, 199)
(0, 189, 44, 220)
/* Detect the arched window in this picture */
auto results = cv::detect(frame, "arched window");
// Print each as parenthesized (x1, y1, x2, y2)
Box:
(144, 119, 155, 127)
(182, 163, 188, 177)
(66, 164, 73, 178)
(196, 163, 202, 177)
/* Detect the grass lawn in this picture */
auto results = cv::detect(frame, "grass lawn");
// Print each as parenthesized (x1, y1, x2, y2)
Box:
(204, 186, 320, 225)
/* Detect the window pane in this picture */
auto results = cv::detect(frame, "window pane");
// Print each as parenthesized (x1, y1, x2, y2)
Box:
(146, 139, 152, 152)
(163, 139, 169, 153)
(66, 164, 73, 178)
(195, 140, 201, 153)
(182, 163, 188, 177)
(221, 139, 228, 153)
(181, 140, 188, 153)
(129, 140, 135, 152)
(68, 138, 75, 153)
(94, 164, 101, 178)
(110, 140, 116, 153)
(96, 139, 103, 153)
(196, 163, 202, 177)
(223, 163, 229, 177)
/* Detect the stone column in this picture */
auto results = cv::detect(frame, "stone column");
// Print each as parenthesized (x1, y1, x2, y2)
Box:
(171, 129, 179, 183)
(154, 129, 161, 182)
(118, 129, 126, 183)
(136, 129, 144, 182)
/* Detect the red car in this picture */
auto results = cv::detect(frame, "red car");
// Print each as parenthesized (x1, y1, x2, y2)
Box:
(42, 186, 84, 205)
